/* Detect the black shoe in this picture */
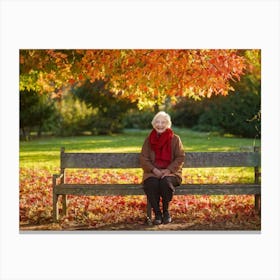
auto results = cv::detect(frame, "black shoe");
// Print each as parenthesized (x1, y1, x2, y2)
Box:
(153, 214, 163, 225)
(163, 212, 172, 224)
(146, 217, 153, 226)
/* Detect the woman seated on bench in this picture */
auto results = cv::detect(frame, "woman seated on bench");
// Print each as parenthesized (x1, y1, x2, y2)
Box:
(140, 111, 185, 225)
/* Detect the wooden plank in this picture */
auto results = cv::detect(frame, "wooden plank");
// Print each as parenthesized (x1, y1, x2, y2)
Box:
(54, 184, 145, 196)
(184, 152, 260, 168)
(176, 184, 261, 195)
(61, 151, 261, 168)
(54, 183, 260, 196)
(61, 153, 140, 168)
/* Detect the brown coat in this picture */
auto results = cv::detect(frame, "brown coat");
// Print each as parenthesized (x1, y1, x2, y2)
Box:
(140, 133, 185, 182)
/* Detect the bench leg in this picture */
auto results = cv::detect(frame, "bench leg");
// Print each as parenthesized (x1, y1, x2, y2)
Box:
(62, 195, 67, 216)
(255, 194, 261, 215)
(53, 193, 59, 222)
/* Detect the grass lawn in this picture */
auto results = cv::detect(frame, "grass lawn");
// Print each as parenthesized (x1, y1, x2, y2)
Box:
(20, 128, 260, 170)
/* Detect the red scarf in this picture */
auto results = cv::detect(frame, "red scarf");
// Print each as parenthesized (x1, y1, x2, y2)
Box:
(149, 128, 174, 168)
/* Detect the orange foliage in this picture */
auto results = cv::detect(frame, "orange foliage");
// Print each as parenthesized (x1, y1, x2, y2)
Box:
(19, 168, 261, 230)
(20, 49, 249, 105)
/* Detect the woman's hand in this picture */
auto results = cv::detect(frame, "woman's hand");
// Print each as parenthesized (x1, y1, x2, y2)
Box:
(161, 169, 171, 178)
(152, 168, 171, 178)
(152, 168, 163, 178)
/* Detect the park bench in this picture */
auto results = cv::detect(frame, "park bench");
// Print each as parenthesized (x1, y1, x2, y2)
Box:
(52, 147, 261, 223)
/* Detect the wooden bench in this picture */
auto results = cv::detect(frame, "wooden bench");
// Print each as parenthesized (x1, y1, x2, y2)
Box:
(52, 147, 261, 223)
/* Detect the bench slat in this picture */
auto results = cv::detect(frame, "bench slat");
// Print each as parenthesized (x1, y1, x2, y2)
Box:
(55, 184, 144, 196)
(177, 184, 260, 195)
(185, 152, 260, 168)
(61, 153, 140, 169)
(54, 183, 260, 196)
(61, 152, 260, 168)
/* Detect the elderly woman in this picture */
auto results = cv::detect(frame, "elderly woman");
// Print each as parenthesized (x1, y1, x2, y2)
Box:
(140, 111, 185, 225)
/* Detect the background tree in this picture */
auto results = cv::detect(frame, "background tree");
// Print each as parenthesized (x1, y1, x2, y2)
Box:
(73, 79, 135, 134)
(20, 90, 55, 140)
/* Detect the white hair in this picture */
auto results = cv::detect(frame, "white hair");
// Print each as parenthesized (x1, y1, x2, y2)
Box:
(151, 111, 172, 128)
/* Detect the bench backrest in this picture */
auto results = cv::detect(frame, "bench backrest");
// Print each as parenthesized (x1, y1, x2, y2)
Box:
(60, 147, 261, 169)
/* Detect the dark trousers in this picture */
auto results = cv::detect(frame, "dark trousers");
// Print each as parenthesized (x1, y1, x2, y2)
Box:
(143, 176, 180, 216)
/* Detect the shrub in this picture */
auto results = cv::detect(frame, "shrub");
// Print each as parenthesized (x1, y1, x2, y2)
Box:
(54, 93, 95, 136)
(123, 110, 155, 129)
(169, 90, 260, 138)
(170, 98, 205, 128)
(193, 91, 261, 138)
(73, 79, 135, 134)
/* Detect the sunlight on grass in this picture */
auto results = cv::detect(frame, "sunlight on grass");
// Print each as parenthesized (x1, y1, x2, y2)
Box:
(20, 128, 260, 169)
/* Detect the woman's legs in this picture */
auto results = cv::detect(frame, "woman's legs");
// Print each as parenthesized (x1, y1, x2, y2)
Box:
(159, 176, 180, 223)
(143, 176, 181, 224)
(143, 177, 161, 218)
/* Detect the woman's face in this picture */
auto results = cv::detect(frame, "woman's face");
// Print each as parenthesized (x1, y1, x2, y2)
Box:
(153, 116, 169, 134)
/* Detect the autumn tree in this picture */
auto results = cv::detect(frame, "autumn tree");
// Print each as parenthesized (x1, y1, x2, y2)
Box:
(19, 49, 250, 109)
(170, 50, 261, 138)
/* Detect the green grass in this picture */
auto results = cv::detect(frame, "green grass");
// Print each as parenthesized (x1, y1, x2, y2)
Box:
(20, 128, 260, 170)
